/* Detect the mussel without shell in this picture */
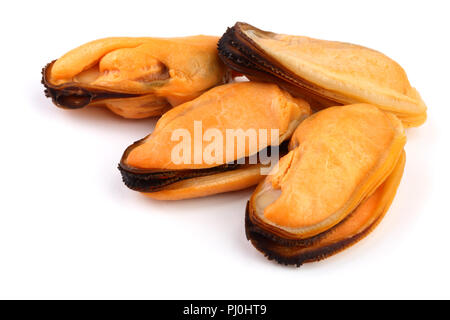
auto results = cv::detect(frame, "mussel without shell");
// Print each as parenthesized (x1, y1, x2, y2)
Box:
(246, 104, 406, 266)
(43, 36, 229, 118)
(119, 82, 311, 200)
(218, 22, 427, 127)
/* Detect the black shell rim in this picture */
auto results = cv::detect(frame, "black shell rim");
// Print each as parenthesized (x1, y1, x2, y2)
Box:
(119, 140, 289, 193)
(217, 22, 345, 110)
(245, 201, 382, 267)
(245, 201, 331, 248)
(42, 60, 140, 110)
(118, 162, 241, 192)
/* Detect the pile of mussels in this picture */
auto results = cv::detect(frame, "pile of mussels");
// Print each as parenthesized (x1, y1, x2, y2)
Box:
(42, 22, 427, 266)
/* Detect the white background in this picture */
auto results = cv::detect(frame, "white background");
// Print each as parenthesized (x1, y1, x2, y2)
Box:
(1, 0, 449, 299)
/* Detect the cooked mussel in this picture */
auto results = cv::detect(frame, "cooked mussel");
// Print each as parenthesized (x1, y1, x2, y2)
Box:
(246, 104, 406, 266)
(218, 22, 427, 127)
(43, 36, 229, 118)
(119, 82, 311, 200)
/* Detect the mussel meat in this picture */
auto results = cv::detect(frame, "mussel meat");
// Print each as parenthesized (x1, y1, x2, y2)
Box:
(43, 36, 229, 118)
(119, 82, 311, 200)
(246, 104, 406, 266)
(218, 22, 427, 127)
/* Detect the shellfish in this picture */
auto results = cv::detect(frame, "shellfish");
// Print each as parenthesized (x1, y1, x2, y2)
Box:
(218, 22, 427, 127)
(43, 36, 229, 118)
(119, 82, 311, 200)
(245, 104, 406, 266)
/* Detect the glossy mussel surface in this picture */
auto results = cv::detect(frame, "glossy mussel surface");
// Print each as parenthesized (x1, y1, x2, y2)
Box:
(246, 104, 406, 266)
(119, 82, 311, 200)
(218, 22, 427, 127)
(43, 36, 228, 118)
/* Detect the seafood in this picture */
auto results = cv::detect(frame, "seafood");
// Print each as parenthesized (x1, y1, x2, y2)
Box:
(43, 36, 229, 118)
(39, 26, 425, 267)
(218, 22, 427, 127)
(119, 82, 311, 200)
(245, 104, 406, 266)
